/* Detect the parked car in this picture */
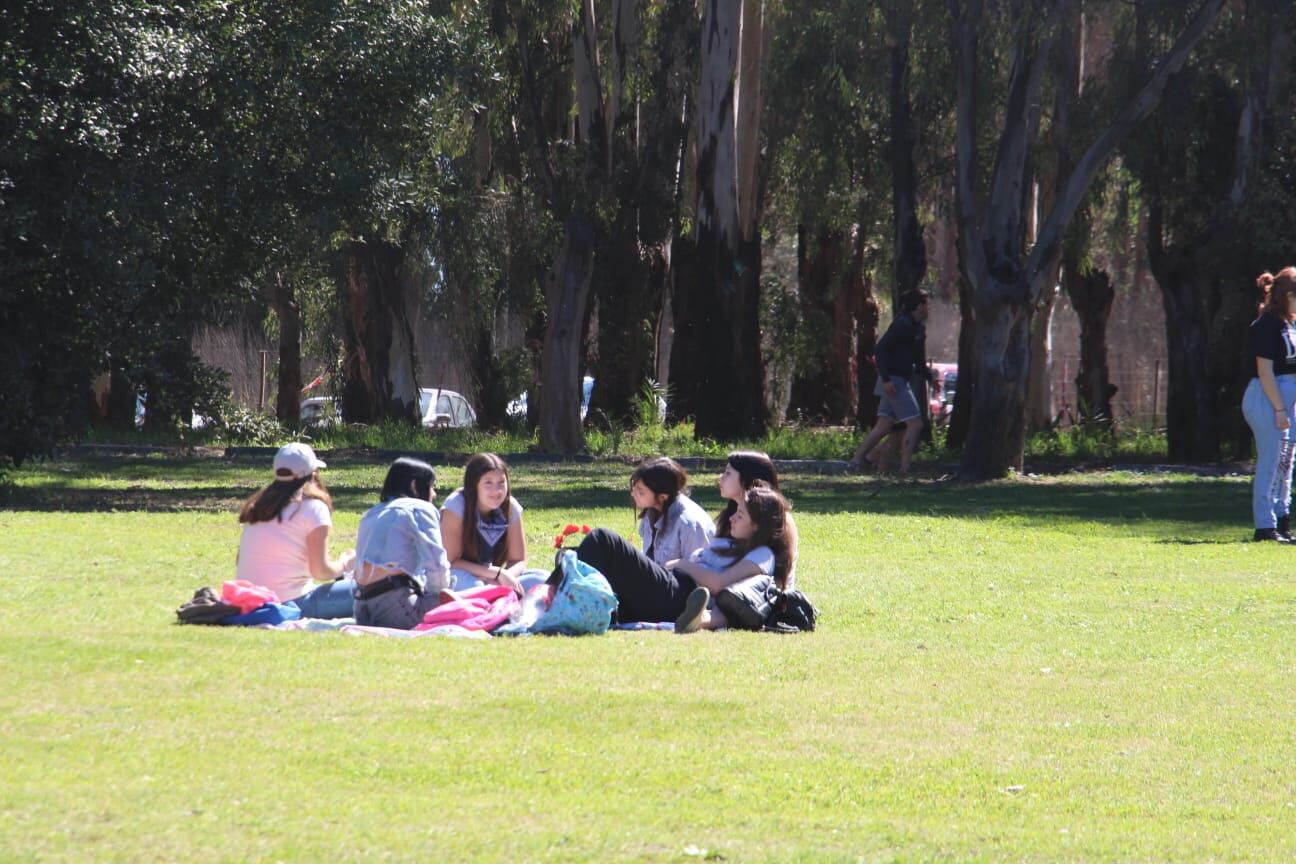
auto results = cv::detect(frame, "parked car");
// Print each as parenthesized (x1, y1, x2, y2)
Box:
(300, 391, 475, 429)
(299, 396, 341, 427)
(507, 377, 666, 423)
(419, 387, 477, 429)
(135, 394, 209, 430)
(928, 362, 957, 422)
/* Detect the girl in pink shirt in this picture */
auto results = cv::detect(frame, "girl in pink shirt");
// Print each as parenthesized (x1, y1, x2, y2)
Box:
(235, 443, 356, 618)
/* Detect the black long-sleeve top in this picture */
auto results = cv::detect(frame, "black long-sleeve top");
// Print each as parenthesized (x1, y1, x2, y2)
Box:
(874, 313, 927, 380)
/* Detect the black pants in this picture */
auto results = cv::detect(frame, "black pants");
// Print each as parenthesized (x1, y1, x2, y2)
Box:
(575, 528, 696, 623)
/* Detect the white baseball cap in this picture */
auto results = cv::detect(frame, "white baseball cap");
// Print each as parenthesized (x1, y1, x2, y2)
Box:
(273, 443, 327, 479)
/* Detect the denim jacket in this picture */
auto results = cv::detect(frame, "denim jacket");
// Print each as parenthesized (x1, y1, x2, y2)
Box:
(637, 493, 716, 566)
(355, 497, 451, 592)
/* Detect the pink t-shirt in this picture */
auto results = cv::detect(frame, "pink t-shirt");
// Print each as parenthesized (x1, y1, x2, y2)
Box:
(235, 497, 332, 601)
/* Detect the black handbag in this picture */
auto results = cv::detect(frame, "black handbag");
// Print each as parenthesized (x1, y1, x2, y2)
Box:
(715, 574, 775, 631)
(765, 588, 818, 632)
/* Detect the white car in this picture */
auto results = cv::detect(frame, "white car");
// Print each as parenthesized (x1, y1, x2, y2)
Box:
(419, 387, 476, 429)
(299, 396, 341, 427)
(300, 391, 476, 428)
(507, 377, 665, 422)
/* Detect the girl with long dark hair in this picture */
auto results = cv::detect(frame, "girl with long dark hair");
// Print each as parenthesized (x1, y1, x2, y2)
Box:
(629, 457, 715, 566)
(440, 453, 533, 595)
(715, 451, 799, 585)
(351, 457, 452, 628)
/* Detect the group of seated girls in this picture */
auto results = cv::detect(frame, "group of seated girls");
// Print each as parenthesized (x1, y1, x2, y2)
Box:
(234, 443, 797, 634)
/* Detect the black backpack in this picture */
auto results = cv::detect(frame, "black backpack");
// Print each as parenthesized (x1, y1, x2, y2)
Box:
(715, 575, 818, 633)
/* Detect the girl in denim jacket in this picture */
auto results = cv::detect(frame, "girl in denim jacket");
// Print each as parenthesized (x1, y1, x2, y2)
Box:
(352, 458, 452, 629)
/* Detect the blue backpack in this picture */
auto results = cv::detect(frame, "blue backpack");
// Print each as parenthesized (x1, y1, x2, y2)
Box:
(530, 550, 617, 636)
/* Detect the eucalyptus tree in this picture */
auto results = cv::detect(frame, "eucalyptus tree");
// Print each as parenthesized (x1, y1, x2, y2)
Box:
(948, 0, 1222, 479)
(1122, 0, 1296, 460)
(763, 0, 890, 425)
(668, 0, 770, 439)
(499, 0, 698, 449)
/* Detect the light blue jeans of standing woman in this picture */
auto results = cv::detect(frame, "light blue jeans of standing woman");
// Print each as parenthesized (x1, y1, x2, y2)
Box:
(1242, 375, 1296, 529)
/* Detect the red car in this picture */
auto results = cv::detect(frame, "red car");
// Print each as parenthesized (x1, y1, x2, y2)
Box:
(928, 362, 958, 422)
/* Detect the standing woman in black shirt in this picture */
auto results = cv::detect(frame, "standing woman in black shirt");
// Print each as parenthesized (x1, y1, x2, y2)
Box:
(1243, 268, 1296, 542)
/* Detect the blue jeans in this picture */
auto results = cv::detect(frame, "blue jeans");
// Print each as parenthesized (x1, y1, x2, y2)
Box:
(1242, 376, 1296, 529)
(285, 579, 357, 619)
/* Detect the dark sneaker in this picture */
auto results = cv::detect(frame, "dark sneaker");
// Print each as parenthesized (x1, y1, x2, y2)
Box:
(675, 587, 711, 634)
(1254, 528, 1291, 543)
(1278, 516, 1293, 542)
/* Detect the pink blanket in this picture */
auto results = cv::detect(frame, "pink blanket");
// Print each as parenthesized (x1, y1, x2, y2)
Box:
(415, 584, 518, 632)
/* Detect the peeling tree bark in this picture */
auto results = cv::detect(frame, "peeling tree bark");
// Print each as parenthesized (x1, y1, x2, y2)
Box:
(339, 239, 420, 425)
(672, 0, 767, 439)
(950, 0, 1223, 479)
(269, 272, 302, 425)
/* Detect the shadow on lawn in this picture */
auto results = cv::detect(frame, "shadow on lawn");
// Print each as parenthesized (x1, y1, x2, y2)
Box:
(1, 457, 1248, 540)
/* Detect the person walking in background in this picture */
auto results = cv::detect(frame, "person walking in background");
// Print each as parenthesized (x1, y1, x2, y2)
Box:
(849, 290, 931, 477)
(1242, 268, 1296, 542)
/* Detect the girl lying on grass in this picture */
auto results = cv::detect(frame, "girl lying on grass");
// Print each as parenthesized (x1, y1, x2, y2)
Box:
(574, 482, 792, 634)
(351, 457, 452, 629)
(629, 456, 715, 567)
(717, 450, 799, 587)
(235, 443, 356, 619)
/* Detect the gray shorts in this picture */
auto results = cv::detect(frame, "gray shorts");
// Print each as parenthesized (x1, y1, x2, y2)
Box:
(873, 376, 922, 424)
(353, 584, 439, 629)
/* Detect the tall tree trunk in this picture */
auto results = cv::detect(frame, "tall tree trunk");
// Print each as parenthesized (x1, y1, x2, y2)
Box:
(1065, 264, 1116, 425)
(590, 224, 655, 421)
(539, 216, 598, 451)
(946, 272, 976, 448)
(339, 239, 420, 425)
(270, 273, 302, 425)
(854, 224, 882, 429)
(1158, 263, 1219, 461)
(950, 0, 1223, 479)
(1026, 282, 1057, 431)
(788, 224, 860, 424)
(886, 0, 926, 312)
(105, 368, 137, 430)
(673, 0, 766, 439)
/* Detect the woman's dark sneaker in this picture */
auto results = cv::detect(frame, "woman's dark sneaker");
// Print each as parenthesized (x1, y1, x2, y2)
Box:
(675, 587, 710, 634)
(1254, 528, 1291, 543)
(1278, 515, 1294, 542)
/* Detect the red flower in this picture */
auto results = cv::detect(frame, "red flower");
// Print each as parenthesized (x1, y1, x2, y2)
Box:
(554, 522, 593, 548)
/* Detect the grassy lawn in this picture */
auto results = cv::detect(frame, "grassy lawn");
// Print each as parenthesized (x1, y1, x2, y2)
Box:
(1, 457, 1292, 861)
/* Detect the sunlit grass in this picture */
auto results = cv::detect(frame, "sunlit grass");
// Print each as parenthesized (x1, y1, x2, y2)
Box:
(1, 459, 1288, 861)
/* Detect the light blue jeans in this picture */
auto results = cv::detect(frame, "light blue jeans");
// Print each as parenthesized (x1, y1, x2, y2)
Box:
(449, 567, 550, 593)
(1242, 376, 1296, 529)
(285, 579, 357, 619)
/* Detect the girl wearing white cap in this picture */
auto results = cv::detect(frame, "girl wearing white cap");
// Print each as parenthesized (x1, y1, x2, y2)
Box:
(234, 443, 356, 618)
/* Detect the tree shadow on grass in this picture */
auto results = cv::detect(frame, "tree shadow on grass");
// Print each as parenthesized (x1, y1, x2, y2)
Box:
(1, 458, 1248, 540)
(783, 475, 1246, 534)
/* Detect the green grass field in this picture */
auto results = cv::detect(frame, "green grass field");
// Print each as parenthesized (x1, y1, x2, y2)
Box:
(2, 457, 1292, 861)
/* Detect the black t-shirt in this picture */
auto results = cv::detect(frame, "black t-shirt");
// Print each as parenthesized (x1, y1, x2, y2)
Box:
(1250, 314, 1296, 377)
(875, 313, 927, 380)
